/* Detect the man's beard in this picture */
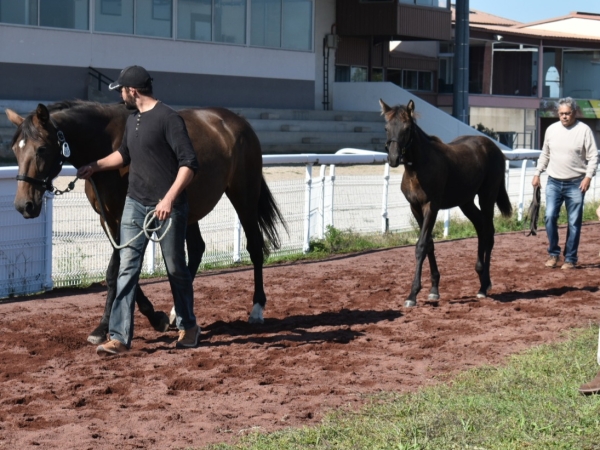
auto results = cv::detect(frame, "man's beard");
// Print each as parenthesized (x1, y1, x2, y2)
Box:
(124, 92, 137, 110)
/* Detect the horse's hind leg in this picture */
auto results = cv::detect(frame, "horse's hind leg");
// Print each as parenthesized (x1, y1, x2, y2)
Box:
(169, 223, 205, 326)
(459, 202, 491, 298)
(227, 195, 266, 323)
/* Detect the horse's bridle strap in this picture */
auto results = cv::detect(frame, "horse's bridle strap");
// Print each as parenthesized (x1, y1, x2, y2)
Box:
(15, 118, 71, 194)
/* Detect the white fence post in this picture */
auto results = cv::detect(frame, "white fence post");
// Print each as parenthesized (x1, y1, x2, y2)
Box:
(233, 214, 241, 263)
(381, 163, 390, 233)
(327, 164, 335, 231)
(443, 209, 450, 238)
(147, 236, 156, 274)
(518, 159, 528, 221)
(319, 164, 326, 239)
(505, 160, 510, 191)
(303, 163, 313, 253)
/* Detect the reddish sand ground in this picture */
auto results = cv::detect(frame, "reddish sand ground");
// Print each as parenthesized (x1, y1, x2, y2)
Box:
(1, 223, 600, 449)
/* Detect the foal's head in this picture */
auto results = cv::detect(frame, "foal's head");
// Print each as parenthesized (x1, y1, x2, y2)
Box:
(5, 104, 65, 218)
(379, 99, 416, 168)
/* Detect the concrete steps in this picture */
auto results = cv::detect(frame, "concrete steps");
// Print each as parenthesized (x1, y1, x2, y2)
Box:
(0, 101, 387, 161)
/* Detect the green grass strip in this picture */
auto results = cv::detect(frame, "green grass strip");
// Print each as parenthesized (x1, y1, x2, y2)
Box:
(204, 327, 600, 450)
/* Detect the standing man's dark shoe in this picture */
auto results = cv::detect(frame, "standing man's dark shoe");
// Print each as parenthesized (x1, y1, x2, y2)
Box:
(578, 371, 600, 395)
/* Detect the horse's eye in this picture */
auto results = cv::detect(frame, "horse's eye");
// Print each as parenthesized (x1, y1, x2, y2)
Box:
(37, 146, 48, 155)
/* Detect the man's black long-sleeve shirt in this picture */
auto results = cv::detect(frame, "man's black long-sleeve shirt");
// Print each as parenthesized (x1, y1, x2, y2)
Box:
(118, 101, 199, 206)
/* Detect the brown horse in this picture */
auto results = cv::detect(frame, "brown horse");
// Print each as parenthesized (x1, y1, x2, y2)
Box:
(6, 101, 286, 343)
(380, 99, 512, 307)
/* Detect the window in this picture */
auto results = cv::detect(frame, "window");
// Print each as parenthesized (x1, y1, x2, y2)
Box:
(214, 0, 246, 44)
(389, 69, 433, 91)
(137, 0, 172, 37)
(178, 0, 211, 41)
(400, 0, 448, 8)
(251, 0, 280, 47)
(0, 0, 88, 30)
(96, 0, 134, 34)
(0, 0, 38, 25)
(250, 0, 312, 50)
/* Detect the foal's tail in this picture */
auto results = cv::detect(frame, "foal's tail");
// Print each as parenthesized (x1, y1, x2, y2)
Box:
(258, 177, 289, 257)
(496, 180, 513, 218)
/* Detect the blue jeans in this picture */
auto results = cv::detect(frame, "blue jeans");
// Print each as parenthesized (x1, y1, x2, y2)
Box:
(109, 196, 196, 347)
(544, 176, 585, 264)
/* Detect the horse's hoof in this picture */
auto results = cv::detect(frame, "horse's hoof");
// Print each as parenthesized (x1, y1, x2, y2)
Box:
(150, 311, 170, 333)
(404, 300, 417, 307)
(248, 303, 264, 324)
(428, 293, 440, 300)
(476, 292, 487, 299)
(87, 325, 108, 345)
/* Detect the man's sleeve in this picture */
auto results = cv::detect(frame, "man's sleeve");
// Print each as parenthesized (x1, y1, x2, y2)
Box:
(585, 128, 598, 179)
(117, 125, 131, 167)
(166, 113, 199, 174)
(534, 131, 551, 177)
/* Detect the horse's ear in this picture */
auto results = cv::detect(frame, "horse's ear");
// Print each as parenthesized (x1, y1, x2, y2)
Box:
(5, 109, 24, 126)
(379, 99, 392, 116)
(407, 100, 415, 116)
(35, 103, 50, 125)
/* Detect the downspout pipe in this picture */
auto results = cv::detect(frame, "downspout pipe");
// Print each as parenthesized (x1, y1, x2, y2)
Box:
(453, 0, 470, 124)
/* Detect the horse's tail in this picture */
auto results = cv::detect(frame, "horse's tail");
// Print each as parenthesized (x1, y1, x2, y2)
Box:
(257, 177, 288, 257)
(496, 179, 513, 218)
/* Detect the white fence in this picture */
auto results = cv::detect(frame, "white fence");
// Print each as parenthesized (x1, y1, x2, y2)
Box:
(3, 148, 598, 299)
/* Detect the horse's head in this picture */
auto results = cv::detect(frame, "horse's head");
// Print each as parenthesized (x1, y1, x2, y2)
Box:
(5, 104, 68, 218)
(379, 99, 416, 168)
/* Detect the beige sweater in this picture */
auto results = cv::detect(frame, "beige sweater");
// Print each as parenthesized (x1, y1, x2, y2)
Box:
(535, 120, 598, 180)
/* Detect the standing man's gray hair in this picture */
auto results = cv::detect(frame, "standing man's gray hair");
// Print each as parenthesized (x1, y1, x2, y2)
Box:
(557, 97, 577, 111)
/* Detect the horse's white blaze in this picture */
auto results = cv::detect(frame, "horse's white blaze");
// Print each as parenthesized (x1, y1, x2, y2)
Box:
(248, 303, 264, 324)
(18, 139, 26, 149)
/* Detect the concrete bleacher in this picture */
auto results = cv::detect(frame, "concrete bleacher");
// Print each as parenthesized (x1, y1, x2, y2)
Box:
(0, 99, 387, 162)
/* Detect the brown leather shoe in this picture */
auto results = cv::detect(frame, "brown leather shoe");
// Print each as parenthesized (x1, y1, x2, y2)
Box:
(561, 262, 576, 270)
(578, 370, 600, 395)
(176, 324, 201, 349)
(545, 256, 559, 268)
(96, 339, 129, 356)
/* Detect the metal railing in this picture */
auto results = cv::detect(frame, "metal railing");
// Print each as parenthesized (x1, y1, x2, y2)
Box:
(5, 147, 597, 298)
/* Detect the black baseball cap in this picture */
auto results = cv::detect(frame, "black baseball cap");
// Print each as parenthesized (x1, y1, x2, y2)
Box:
(109, 65, 153, 90)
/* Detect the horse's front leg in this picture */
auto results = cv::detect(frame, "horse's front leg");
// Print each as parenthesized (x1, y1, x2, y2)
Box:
(87, 248, 119, 344)
(425, 236, 441, 301)
(406, 205, 439, 307)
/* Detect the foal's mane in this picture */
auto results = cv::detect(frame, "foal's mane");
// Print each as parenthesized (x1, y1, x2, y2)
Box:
(384, 105, 443, 143)
(11, 100, 121, 147)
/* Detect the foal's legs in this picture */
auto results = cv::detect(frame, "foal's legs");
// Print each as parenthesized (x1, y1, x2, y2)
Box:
(459, 200, 494, 297)
(406, 203, 440, 307)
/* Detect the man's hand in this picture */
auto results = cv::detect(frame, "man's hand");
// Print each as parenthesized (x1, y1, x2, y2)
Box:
(532, 175, 540, 188)
(76, 163, 96, 180)
(580, 177, 591, 193)
(154, 197, 173, 221)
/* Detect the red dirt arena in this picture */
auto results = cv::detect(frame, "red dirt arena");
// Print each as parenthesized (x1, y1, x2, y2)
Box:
(1, 223, 600, 449)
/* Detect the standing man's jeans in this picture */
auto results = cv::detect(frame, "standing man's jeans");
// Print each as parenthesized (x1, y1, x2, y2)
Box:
(544, 176, 585, 264)
(109, 196, 196, 347)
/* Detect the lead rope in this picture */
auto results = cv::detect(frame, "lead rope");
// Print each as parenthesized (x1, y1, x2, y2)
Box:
(89, 177, 172, 250)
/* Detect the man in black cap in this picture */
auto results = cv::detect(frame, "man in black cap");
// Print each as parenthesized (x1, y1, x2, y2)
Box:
(77, 65, 200, 355)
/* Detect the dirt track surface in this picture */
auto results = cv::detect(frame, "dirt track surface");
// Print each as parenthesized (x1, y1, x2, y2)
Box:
(1, 223, 600, 449)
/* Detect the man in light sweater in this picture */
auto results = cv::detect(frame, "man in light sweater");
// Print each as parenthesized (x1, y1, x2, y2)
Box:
(532, 97, 598, 269)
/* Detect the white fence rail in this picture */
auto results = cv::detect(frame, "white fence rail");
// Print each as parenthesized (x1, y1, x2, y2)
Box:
(4, 148, 597, 299)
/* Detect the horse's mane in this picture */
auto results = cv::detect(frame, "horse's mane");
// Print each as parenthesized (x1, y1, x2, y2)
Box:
(383, 105, 443, 143)
(11, 100, 122, 147)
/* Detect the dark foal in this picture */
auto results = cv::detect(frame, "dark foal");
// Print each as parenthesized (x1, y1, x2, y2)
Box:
(380, 99, 512, 307)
